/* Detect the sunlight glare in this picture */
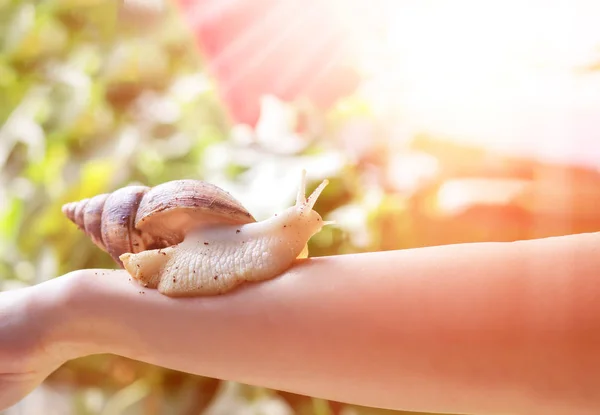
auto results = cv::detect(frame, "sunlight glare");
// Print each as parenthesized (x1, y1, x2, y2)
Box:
(332, 0, 600, 167)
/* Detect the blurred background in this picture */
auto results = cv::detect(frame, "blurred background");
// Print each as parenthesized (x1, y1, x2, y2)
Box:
(1, 0, 600, 414)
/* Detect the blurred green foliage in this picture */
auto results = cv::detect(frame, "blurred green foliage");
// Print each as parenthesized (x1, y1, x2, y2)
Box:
(1, 0, 231, 278)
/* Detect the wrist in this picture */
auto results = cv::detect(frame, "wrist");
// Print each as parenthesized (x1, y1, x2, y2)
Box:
(32, 270, 117, 364)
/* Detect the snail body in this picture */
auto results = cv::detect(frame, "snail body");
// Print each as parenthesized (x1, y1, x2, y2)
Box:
(63, 171, 330, 297)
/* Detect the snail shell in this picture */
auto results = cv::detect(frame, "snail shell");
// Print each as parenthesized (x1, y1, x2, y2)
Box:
(63, 180, 256, 266)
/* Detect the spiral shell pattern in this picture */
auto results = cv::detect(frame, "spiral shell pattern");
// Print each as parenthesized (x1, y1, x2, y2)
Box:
(63, 180, 256, 267)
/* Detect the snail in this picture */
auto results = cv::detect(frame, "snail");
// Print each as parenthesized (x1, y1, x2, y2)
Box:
(62, 170, 331, 297)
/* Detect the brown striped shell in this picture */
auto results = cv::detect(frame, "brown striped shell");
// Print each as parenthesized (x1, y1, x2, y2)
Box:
(62, 180, 256, 267)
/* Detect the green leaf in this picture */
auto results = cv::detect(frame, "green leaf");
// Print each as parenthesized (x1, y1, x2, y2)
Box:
(0, 196, 23, 241)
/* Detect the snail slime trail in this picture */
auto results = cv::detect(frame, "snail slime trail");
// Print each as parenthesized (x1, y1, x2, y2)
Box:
(63, 170, 332, 297)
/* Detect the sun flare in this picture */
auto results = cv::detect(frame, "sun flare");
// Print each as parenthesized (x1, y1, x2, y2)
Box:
(330, 0, 600, 166)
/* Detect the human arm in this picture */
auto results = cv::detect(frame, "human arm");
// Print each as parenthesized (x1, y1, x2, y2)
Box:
(4, 232, 600, 414)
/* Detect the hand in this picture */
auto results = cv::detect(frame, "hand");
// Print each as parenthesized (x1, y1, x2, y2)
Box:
(0, 285, 64, 411)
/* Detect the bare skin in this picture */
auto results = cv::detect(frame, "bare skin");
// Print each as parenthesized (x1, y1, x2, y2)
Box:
(1, 232, 600, 414)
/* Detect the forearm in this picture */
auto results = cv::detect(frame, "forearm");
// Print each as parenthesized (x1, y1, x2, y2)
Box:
(37, 232, 600, 414)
